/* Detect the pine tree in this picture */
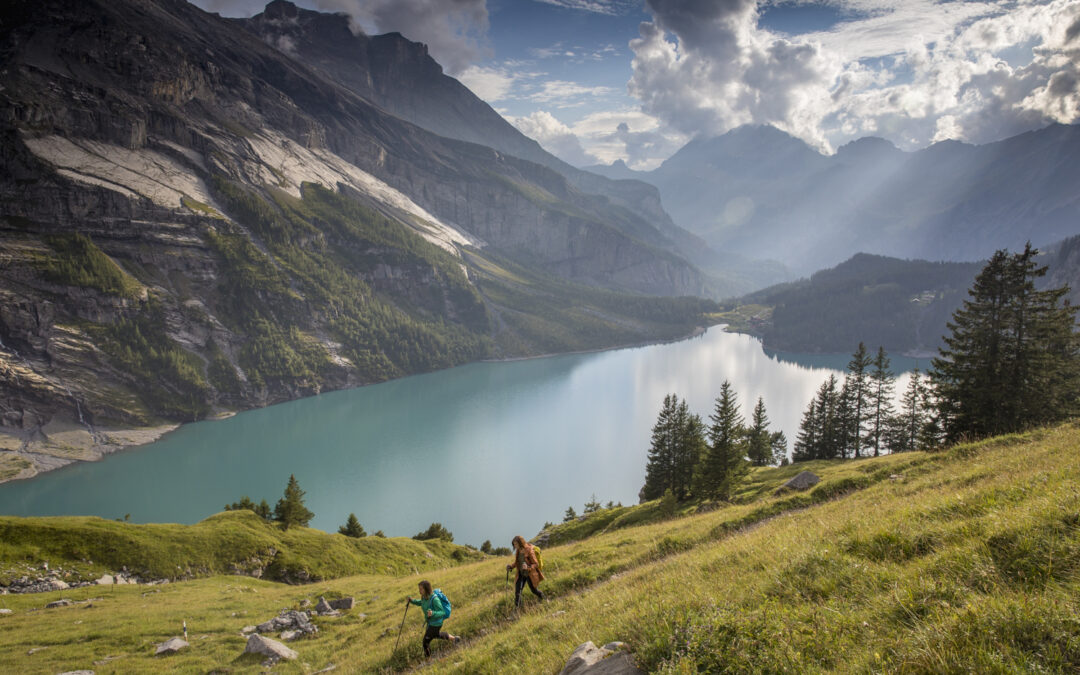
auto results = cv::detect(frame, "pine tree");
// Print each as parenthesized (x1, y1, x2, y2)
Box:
(890, 368, 928, 452)
(696, 381, 749, 500)
(746, 397, 774, 466)
(769, 430, 788, 465)
(866, 347, 895, 456)
(338, 513, 366, 538)
(563, 506, 577, 522)
(583, 494, 602, 514)
(793, 399, 818, 462)
(641, 394, 704, 502)
(273, 474, 314, 530)
(846, 343, 872, 458)
(932, 244, 1080, 440)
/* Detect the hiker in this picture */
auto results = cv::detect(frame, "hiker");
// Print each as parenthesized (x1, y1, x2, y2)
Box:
(506, 534, 544, 606)
(407, 580, 459, 657)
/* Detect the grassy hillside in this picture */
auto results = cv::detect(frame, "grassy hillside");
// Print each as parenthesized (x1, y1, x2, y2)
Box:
(1, 423, 1078, 673)
(0, 510, 481, 585)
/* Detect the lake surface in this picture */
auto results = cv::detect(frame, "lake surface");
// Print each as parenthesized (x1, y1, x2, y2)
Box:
(0, 328, 919, 547)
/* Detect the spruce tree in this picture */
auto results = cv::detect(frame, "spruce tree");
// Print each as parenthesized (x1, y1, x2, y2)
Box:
(846, 343, 872, 458)
(338, 513, 366, 538)
(866, 347, 895, 456)
(696, 381, 749, 500)
(273, 474, 314, 530)
(890, 368, 928, 452)
(770, 430, 788, 465)
(932, 244, 1080, 440)
(641, 394, 679, 501)
(746, 397, 774, 466)
(793, 399, 818, 462)
(563, 506, 577, 522)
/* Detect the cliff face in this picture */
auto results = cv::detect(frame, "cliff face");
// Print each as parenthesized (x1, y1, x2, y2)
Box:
(0, 0, 716, 465)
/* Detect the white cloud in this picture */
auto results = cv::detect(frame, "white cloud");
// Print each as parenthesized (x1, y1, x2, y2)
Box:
(527, 80, 617, 106)
(628, 0, 1080, 152)
(508, 110, 601, 166)
(532, 0, 638, 15)
(457, 66, 518, 101)
(312, 0, 490, 75)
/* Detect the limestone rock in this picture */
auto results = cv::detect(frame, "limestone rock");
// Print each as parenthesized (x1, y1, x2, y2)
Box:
(244, 634, 298, 661)
(0, 608, 12, 615)
(95, 575, 114, 585)
(315, 597, 333, 614)
(155, 637, 189, 655)
(328, 597, 354, 610)
(777, 470, 820, 493)
(241, 625, 257, 634)
(45, 598, 73, 608)
(559, 641, 645, 675)
(58, 671, 95, 675)
(280, 630, 299, 641)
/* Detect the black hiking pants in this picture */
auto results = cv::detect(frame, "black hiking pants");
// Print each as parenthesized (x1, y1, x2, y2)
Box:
(515, 573, 543, 606)
(422, 624, 450, 656)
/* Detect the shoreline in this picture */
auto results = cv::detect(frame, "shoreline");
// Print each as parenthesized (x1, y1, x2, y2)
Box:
(0, 326, 711, 486)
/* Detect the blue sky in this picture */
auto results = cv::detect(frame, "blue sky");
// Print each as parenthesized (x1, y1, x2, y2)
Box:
(194, 0, 1080, 169)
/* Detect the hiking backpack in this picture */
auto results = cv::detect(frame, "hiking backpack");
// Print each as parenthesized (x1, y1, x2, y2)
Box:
(433, 588, 451, 618)
(532, 545, 545, 573)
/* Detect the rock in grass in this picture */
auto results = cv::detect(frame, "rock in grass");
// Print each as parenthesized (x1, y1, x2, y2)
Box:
(329, 597, 354, 610)
(0, 608, 13, 615)
(777, 470, 820, 493)
(155, 637, 189, 655)
(314, 596, 333, 614)
(559, 641, 645, 675)
(58, 671, 94, 675)
(45, 598, 73, 608)
(244, 634, 298, 661)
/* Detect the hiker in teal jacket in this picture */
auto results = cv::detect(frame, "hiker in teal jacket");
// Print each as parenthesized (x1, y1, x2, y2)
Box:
(408, 580, 459, 657)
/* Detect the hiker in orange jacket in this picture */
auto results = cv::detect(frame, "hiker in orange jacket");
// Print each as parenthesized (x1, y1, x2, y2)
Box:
(506, 534, 544, 607)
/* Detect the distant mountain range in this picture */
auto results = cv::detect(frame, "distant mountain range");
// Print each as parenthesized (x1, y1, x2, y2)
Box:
(588, 124, 1080, 274)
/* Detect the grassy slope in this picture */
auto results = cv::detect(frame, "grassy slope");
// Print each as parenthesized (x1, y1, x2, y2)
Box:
(0, 510, 480, 585)
(1, 424, 1078, 673)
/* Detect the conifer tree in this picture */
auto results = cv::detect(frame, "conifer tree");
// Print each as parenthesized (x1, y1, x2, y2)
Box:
(746, 397, 774, 466)
(932, 244, 1080, 440)
(338, 513, 366, 538)
(641, 394, 704, 502)
(563, 506, 577, 522)
(273, 474, 314, 530)
(696, 381, 749, 499)
(770, 431, 788, 465)
(846, 343, 872, 458)
(793, 399, 818, 462)
(889, 368, 929, 452)
(866, 347, 895, 456)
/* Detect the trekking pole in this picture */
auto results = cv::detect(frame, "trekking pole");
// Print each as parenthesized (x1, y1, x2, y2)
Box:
(394, 601, 410, 653)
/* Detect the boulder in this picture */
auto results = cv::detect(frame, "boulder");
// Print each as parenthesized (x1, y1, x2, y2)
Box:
(45, 598, 73, 608)
(559, 641, 645, 675)
(95, 575, 114, 585)
(244, 634, 298, 661)
(155, 637, 189, 655)
(241, 625, 257, 634)
(314, 597, 333, 614)
(328, 597, 354, 610)
(777, 470, 820, 493)
(279, 630, 300, 641)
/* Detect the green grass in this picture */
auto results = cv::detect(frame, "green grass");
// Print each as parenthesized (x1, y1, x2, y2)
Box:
(3, 425, 1077, 673)
(40, 233, 142, 298)
(0, 510, 481, 586)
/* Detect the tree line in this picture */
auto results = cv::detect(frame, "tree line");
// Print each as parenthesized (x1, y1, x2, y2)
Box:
(642, 244, 1080, 503)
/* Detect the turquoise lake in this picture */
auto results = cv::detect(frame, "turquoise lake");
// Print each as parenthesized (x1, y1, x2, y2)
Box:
(0, 328, 921, 547)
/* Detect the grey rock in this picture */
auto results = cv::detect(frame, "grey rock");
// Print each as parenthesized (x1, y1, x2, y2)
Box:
(241, 625, 257, 634)
(155, 637, 189, 655)
(244, 634, 298, 661)
(777, 471, 820, 493)
(315, 597, 333, 614)
(299, 598, 312, 608)
(45, 598, 73, 608)
(328, 597, 354, 610)
(319, 609, 341, 618)
(256, 620, 277, 633)
(279, 630, 300, 641)
(0, 608, 13, 615)
(559, 641, 645, 675)
(58, 671, 95, 675)
(95, 575, 114, 585)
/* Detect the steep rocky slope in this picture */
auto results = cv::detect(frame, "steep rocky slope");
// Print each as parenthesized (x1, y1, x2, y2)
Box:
(0, 0, 716, 477)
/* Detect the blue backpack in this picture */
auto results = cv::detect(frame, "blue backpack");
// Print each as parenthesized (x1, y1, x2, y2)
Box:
(433, 588, 451, 618)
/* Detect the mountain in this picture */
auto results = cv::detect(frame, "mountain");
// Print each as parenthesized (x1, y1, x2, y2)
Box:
(236, 1, 739, 290)
(728, 242, 1080, 355)
(590, 124, 1080, 274)
(0, 0, 719, 450)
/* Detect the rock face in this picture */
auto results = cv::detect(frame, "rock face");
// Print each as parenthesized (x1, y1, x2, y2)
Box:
(155, 637, 189, 655)
(779, 471, 821, 493)
(559, 641, 645, 675)
(244, 634, 298, 661)
(0, 0, 716, 470)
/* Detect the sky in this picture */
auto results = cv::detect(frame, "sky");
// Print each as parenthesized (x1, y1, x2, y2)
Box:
(193, 0, 1080, 169)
